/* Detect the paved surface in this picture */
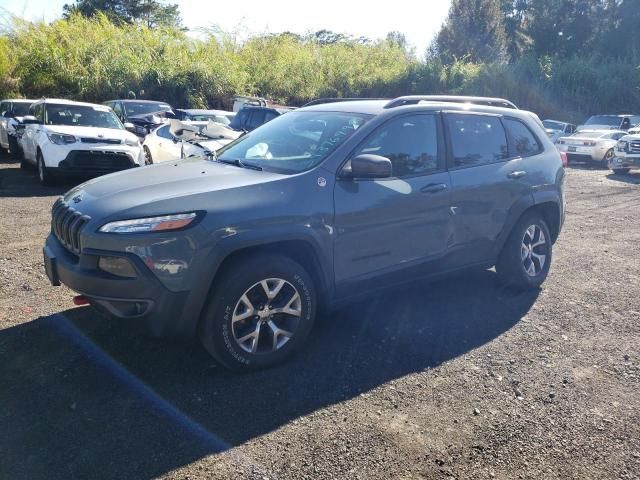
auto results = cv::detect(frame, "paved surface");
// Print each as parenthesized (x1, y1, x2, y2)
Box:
(1, 155, 639, 479)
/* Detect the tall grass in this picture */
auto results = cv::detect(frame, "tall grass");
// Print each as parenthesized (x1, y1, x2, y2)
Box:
(0, 13, 638, 122)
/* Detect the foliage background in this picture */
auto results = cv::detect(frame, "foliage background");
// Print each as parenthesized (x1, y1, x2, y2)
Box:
(0, 0, 638, 124)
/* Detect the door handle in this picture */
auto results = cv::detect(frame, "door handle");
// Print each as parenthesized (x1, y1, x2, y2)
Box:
(420, 183, 448, 194)
(507, 170, 527, 179)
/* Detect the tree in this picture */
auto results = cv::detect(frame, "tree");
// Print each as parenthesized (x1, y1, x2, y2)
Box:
(63, 0, 182, 28)
(434, 0, 509, 63)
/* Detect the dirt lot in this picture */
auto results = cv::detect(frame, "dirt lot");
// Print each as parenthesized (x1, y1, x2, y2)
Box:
(0, 153, 639, 480)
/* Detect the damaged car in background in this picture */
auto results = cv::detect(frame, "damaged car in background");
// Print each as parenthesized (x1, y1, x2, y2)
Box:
(0, 98, 35, 158)
(142, 119, 241, 164)
(103, 99, 177, 139)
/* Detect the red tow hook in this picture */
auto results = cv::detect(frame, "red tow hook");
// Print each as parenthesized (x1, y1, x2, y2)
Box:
(73, 295, 90, 306)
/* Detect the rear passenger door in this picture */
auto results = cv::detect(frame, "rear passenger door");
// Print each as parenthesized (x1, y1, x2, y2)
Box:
(445, 112, 536, 266)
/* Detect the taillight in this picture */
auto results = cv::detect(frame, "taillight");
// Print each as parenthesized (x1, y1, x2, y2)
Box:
(557, 140, 565, 145)
(559, 151, 568, 167)
(584, 141, 596, 146)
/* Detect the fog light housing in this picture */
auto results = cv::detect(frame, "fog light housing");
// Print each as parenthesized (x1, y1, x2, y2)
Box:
(98, 256, 137, 278)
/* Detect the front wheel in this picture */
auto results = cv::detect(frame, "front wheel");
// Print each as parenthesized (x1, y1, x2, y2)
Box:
(612, 168, 630, 175)
(8, 136, 22, 160)
(199, 254, 317, 371)
(602, 148, 615, 168)
(37, 150, 55, 186)
(143, 146, 153, 165)
(496, 213, 552, 290)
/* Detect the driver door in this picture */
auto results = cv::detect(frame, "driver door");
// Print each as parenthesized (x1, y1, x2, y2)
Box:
(153, 125, 181, 162)
(333, 113, 453, 290)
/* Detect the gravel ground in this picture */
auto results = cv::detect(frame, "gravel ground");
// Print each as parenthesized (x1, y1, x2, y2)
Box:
(0, 154, 639, 480)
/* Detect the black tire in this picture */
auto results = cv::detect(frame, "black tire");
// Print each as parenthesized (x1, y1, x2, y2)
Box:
(602, 148, 615, 168)
(143, 146, 153, 165)
(496, 213, 552, 290)
(37, 150, 55, 186)
(20, 155, 32, 170)
(612, 168, 630, 175)
(199, 254, 316, 371)
(8, 136, 22, 160)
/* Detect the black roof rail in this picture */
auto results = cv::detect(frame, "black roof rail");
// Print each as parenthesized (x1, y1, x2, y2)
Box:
(301, 97, 387, 107)
(384, 95, 518, 110)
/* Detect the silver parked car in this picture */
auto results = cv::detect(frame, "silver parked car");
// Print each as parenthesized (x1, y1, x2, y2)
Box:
(542, 119, 576, 143)
(578, 114, 640, 132)
(556, 130, 627, 166)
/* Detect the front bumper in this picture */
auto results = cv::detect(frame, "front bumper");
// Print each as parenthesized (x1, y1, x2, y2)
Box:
(609, 153, 640, 171)
(43, 233, 192, 336)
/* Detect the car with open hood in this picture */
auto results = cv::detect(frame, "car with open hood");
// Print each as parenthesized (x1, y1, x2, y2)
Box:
(0, 98, 35, 157)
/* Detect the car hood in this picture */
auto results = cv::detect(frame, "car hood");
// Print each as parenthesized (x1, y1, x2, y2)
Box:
(63, 158, 287, 219)
(45, 125, 138, 143)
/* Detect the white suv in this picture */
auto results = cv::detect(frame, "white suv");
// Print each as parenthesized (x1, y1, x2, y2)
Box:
(20, 99, 145, 185)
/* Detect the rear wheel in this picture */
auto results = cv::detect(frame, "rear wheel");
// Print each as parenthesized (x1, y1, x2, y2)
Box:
(143, 146, 153, 165)
(199, 254, 316, 371)
(37, 150, 55, 186)
(496, 213, 552, 290)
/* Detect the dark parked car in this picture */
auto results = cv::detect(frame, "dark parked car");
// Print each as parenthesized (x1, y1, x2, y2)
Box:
(103, 99, 176, 138)
(228, 105, 290, 132)
(43, 96, 565, 371)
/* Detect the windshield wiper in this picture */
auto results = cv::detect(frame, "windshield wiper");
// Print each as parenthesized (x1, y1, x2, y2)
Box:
(218, 158, 263, 171)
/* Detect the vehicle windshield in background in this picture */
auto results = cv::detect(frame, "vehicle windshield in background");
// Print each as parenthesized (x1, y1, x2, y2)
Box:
(124, 102, 172, 116)
(12, 102, 32, 116)
(44, 104, 123, 129)
(191, 114, 230, 125)
(543, 120, 564, 130)
(584, 116, 621, 127)
(217, 111, 369, 173)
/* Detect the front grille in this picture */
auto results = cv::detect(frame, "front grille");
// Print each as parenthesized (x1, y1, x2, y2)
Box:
(80, 137, 123, 145)
(51, 198, 90, 255)
(629, 141, 640, 154)
(61, 151, 134, 172)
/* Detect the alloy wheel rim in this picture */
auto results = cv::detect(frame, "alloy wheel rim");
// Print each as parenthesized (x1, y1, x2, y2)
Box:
(521, 225, 547, 277)
(231, 278, 302, 354)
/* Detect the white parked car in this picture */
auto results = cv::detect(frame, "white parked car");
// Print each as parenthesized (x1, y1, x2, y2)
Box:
(19, 99, 144, 185)
(610, 134, 640, 175)
(142, 120, 241, 164)
(0, 98, 35, 157)
(555, 130, 627, 166)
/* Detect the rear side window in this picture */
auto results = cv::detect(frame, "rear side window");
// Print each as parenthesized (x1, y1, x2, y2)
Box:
(355, 114, 439, 177)
(504, 118, 541, 156)
(446, 114, 508, 167)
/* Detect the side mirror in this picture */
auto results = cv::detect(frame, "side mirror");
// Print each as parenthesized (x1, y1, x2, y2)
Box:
(347, 154, 392, 179)
(21, 115, 40, 125)
(123, 122, 135, 132)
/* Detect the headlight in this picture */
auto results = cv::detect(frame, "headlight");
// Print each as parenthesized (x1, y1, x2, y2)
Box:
(99, 212, 198, 233)
(47, 132, 77, 145)
(617, 141, 628, 152)
(124, 138, 140, 147)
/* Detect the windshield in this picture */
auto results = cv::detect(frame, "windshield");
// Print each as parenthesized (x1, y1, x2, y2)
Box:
(190, 114, 230, 125)
(585, 115, 621, 127)
(12, 102, 32, 116)
(217, 111, 369, 173)
(124, 102, 171, 117)
(44, 104, 123, 129)
(543, 120, 564, 130)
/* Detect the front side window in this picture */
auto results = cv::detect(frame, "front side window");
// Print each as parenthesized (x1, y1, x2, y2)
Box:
(44, 104, 123, 129)
(447, 114, 508, 167)
(218, 111, 369, 174)
(504, 118, 541, 156)
(354, 114, 439, 177)
(33, 104, 44, 122)
(155, 125, 174, 139)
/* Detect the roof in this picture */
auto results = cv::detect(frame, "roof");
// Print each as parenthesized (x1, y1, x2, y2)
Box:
(300, 99, 527, 118)
(588, 114, 638, 118)
(240, 105, 293, 114)
(33, 98, 112, 108)
(105, 99, 171, 105)
(2, 99, 35, 103)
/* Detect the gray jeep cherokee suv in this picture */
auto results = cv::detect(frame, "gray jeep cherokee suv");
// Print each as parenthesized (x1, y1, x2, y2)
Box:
(43, 96, 565, 371)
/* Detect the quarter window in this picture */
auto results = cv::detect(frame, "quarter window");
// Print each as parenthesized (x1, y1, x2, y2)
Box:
(446, 114, 508, 167)
(355, 114, 439, 177)
(504, 118, 541, 156)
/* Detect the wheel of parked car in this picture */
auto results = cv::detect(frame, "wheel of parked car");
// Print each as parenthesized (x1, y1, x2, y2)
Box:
(496, 213, 552, 290)
(612, 168, 630, 175)
(143, 146, 153, 165)
(8, 136, 21, 160)
(199, 254, 316, 371)
(37, 150, 55, 186)
(602, 148, 615, 166)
